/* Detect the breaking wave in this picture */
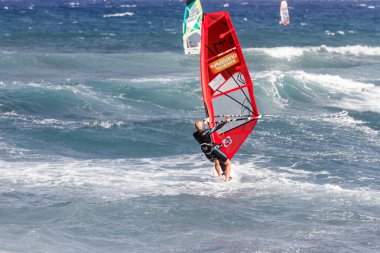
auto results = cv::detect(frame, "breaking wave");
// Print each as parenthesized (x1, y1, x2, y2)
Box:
(247, 45, 380, 60)
(103, 12, 134, 18)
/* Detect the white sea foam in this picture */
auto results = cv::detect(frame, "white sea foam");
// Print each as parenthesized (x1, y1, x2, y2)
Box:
(1, 110, 127, 130)
(103, 12, 134, 18)
(86, 120, 124, 128)
(247, 45, 380, 60)
(254, 71, 289, 108)
(0, 49, 14, 55)
(321, 45, 380, 56)
(236, 163, 380, 204)
(0, 156, 378, 205)
(120, 4, 137, 8)
(358, 177, 375, 181)
(0, 81, 142, 122)
(8, 81, 111, 104)
(290, 71, 380, 113)
(69, 2, 79, 8)
(129, 77, 184, 83)
(0, 138, 29, 157)
(312, 111, 378, 136)
(252, 47, 306, 60)
(0, 111, 28, 122)
(0, 249, 19, 253)
(35, 118, 125, 129)
(254, 70, 380, 118)
(278, 167, 315, 176)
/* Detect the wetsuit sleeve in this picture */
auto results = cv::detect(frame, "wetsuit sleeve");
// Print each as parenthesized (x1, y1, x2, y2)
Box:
(193, 132, 202, 144)
(207, 121, 227, 134)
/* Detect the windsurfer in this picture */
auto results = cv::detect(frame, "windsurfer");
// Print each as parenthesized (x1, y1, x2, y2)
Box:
(193, 120, 232, 181)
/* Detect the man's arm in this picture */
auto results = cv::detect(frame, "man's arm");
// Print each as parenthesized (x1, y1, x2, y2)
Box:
(193, 132, 201, 144)
(207, 121, 228, 134)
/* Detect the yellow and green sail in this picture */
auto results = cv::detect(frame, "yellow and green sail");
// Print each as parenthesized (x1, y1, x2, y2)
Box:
(182, 0, 203, 54)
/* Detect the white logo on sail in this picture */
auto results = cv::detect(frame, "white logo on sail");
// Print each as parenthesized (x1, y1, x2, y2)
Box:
(222, 136, 233, 147)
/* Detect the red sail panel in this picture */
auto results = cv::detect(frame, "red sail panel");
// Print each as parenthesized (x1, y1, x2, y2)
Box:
(200, 11, 259, 160)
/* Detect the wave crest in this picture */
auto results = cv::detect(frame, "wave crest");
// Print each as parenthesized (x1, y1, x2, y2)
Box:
(255, 70, 380, 113)
(247, 45, 380, 60)
(103, 12, 134, 18)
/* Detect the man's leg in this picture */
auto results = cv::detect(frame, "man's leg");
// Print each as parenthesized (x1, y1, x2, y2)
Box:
(206, 154, 222, 177)
(214, 159, 222, 177)
(220, 162, 226, 175)
(223, 159, 231, 181)
(211, 148, 231, 182)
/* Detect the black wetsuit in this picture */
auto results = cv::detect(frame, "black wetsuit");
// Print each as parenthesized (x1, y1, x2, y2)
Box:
(193, 121, 228, 165)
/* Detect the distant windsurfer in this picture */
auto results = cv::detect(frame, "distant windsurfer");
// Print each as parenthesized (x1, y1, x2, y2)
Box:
(279, 0, 290, 26)
(193, 120, 232, 181)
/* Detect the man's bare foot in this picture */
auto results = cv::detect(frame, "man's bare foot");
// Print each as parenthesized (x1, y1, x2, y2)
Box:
(224, 176, 232, 182)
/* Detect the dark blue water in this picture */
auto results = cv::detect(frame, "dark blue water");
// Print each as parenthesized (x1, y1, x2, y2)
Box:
(0, 0, 379, 252)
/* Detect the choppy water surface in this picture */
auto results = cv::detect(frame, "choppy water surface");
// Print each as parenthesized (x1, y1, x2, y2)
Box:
(0, 0, 379, 252)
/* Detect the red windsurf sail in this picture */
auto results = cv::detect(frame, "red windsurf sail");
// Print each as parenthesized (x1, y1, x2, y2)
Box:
(200, 11, 260, 160)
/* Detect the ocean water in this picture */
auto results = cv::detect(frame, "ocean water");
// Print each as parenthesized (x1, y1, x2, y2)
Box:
(0, 0, 379, 252)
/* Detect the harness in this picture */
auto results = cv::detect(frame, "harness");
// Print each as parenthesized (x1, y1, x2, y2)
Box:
(200, 143, 222, 154)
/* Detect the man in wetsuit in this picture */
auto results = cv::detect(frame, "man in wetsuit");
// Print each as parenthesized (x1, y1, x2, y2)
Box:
(193, 120, 232, 182)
